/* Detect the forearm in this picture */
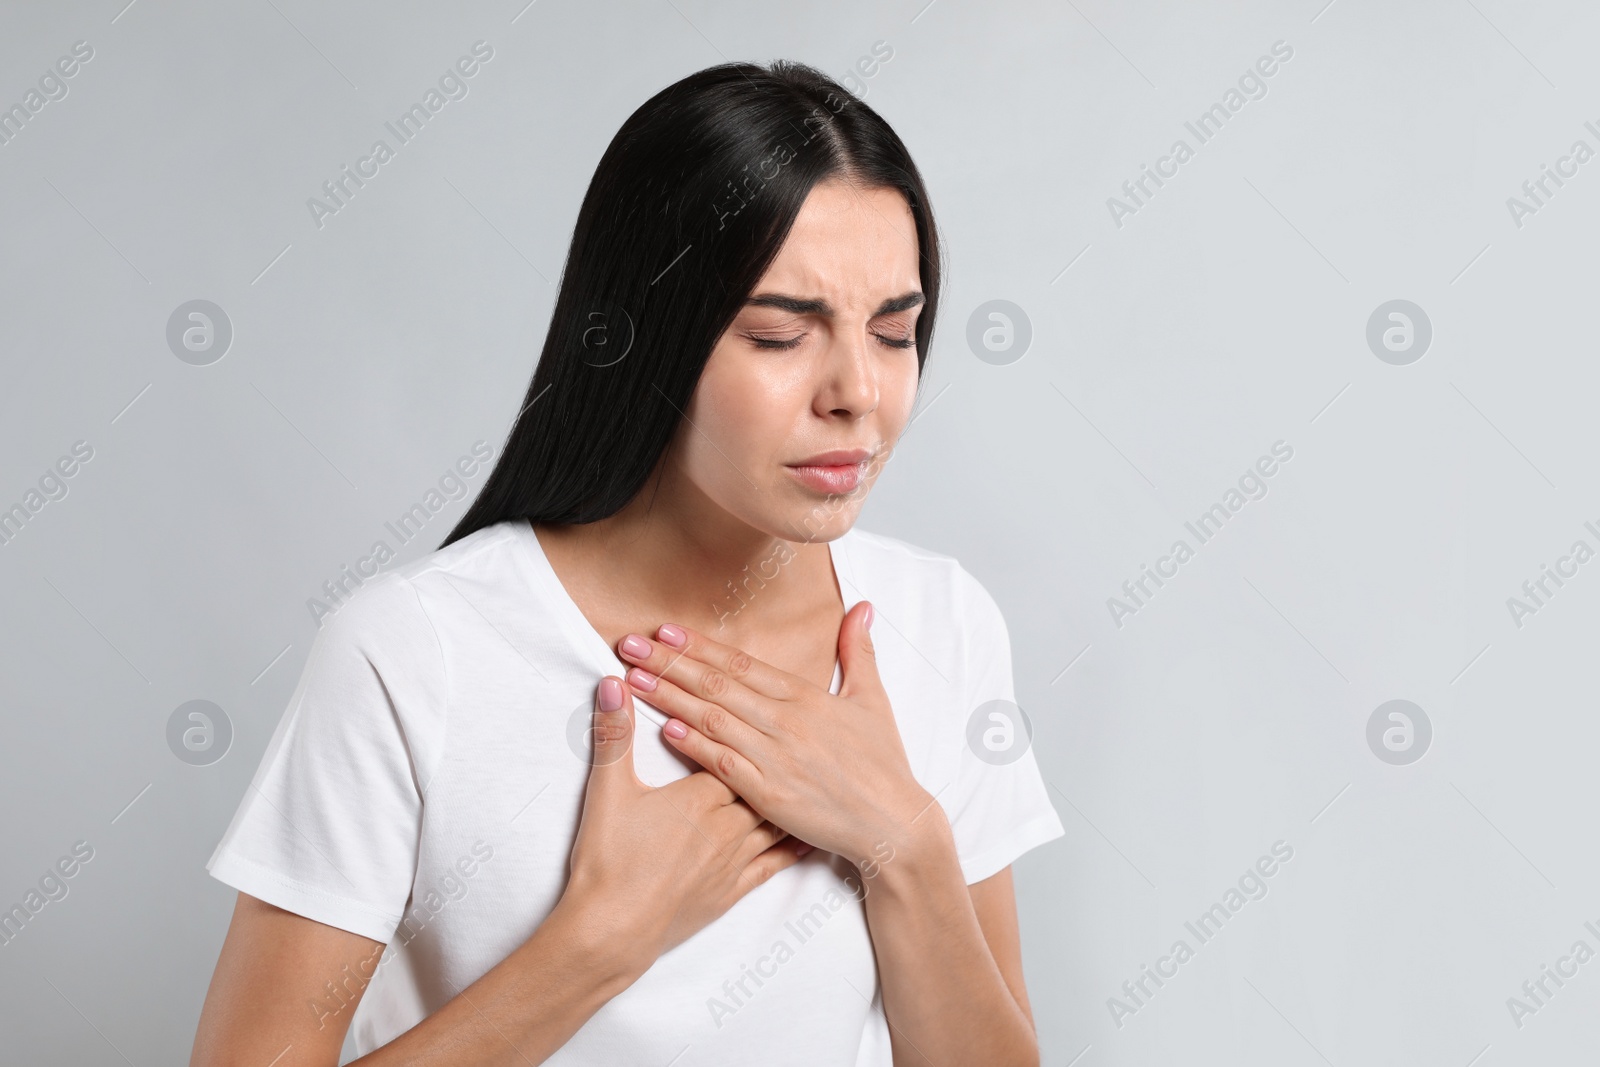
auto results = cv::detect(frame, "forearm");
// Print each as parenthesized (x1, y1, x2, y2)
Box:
(351, 896, 648, 1066)
(862, 814, 1039, 1067)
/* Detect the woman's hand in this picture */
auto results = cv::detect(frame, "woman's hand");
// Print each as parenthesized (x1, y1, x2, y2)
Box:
(557, 675, 811, 965)
(615, 601, 935, 870)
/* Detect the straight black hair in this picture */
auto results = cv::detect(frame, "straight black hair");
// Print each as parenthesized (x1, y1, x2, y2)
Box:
(440, 59, 943, 549)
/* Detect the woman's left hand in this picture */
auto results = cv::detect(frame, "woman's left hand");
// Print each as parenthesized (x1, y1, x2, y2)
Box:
(616, 601, 935, 869)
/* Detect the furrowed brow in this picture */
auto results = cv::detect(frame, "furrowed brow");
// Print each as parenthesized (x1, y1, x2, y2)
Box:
(743, 291, 924, 318)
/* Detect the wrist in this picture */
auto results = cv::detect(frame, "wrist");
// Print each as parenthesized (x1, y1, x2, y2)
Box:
(864, 800, 957, 896)
(540, 890, 656, 994)
(850, 785, 947, 876)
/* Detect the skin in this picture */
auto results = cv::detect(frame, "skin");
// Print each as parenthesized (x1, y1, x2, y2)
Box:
(191, 177, 1039, 1066)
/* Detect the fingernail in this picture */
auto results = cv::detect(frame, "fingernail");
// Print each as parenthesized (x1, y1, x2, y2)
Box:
(863, 602, 874, 631)
(658, 623, 686, 647)
(598, 677, 623, 712)
(620, 634, 651, 659)
(627, 666, 658, 692)
(795, 842, 813, 856)
(663, 718, 688, 739)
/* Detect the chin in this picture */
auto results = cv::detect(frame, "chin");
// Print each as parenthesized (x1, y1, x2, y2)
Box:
(779, 500, 862, 544)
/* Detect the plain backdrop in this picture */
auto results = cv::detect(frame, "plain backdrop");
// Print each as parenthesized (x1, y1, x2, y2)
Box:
(2, 1, 1599, 1064)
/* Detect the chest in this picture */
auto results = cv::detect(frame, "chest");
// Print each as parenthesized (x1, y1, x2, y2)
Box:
(582, 602, 847, 696)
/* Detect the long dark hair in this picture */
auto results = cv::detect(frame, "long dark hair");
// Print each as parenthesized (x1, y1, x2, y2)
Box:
(440, 59, 943, 549)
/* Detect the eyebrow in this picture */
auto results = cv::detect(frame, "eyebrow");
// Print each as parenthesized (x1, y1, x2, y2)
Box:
(743, 290, 925, 318)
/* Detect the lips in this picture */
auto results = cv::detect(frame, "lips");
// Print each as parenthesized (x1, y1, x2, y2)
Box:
(788, 448, 873, 467)
(784, 448, 873, 494)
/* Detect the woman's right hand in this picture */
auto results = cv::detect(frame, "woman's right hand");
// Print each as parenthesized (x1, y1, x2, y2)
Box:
(555, 675, 810, 964)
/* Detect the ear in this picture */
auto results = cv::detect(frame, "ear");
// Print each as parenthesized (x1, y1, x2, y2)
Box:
(837, 600, 885, 704)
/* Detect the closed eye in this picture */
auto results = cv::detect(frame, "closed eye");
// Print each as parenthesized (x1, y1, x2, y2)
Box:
(748, 333, 915, 351)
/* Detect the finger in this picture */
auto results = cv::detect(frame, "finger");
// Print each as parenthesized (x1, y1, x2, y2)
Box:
(730, 819, 789, 865)
(584, 676, 637, 797)
(676, 798, 770, 878)
(659, 714, 761, 800)
(626, 666, 766, 756)
(731, 839, 812, 902)
(617, 630, 782, 728)
(673, 768, 738, 810)
(712, 797, 767, 838)
(836, 600, 887, 704)
(655, 622, 802, 702)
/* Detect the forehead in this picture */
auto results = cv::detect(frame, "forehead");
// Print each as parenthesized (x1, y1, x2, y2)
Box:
(749, 180, 921, 307)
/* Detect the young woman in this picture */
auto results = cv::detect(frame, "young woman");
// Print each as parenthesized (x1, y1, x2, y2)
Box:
(192, 60, 1062, 1066)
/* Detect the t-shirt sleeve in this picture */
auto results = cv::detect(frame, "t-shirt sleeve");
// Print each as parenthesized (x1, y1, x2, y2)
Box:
(939, 565, 1066, 885)
(205, 572, 447, 943)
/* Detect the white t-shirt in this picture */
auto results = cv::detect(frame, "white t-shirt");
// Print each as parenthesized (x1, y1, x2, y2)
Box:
(206, 518, 1064, 1065)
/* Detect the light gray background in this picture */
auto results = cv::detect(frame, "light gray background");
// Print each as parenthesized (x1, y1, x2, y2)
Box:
(2, 0, 1597, 1064)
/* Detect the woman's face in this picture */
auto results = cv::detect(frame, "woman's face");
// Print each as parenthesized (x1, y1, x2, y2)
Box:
(670, 178, 924, 544)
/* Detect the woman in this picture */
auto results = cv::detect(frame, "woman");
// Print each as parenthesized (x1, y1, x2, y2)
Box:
(192, 60, 1063, 1066)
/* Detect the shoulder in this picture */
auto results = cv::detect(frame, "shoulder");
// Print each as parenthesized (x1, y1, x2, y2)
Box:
(306, 522, 530, 699)
(316, 521, 522, 641)
(391, 519, 524, 592)
(837, 526, 1008, 662)
(289, 528, 530, 787)
(838, 526, 1001, 620)
(837, 525, 960, 589)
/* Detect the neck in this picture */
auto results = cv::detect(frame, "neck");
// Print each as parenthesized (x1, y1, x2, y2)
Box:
(534, 480, 839, 642)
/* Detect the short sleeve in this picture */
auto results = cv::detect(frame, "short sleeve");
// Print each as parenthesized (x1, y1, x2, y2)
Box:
(939, 565, 1065, 885)
(205, 572, 448, 943)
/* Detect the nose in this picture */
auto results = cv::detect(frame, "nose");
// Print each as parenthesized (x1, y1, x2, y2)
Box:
(815, 326, 879, 420)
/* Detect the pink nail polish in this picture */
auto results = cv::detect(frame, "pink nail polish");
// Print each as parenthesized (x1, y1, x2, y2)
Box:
(863, 602, 874, 631)
(658, 623, 686, 647)
(663, 718, 687, 739)
(598, 677, 623, 712)
(627, 666, 658, 692)
(621, 634, 651, 659)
